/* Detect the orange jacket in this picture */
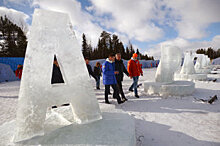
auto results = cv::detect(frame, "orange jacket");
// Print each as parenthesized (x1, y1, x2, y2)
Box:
(15, 68, 22, 79)
(127, 59, 143, 77)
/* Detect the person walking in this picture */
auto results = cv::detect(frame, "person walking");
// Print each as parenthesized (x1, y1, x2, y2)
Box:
(94, 62, 102, 90)
(115, 53, 129, 101)
(102, 53, 124, 104)
(51, 57, 67, 108)
(127, 53, 143, 98)
(85, 58, 97, 81)
(15, 64, 23, 79)
(51, 57, 64, 84)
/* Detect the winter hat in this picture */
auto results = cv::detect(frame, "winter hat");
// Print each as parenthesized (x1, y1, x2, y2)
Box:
(133, 53, 138, 58)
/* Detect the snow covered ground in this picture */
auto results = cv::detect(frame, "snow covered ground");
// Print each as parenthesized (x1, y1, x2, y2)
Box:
(0, 68, 220, 146)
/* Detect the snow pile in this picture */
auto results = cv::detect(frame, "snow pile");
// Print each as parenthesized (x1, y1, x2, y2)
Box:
(0, 63, 18, 82)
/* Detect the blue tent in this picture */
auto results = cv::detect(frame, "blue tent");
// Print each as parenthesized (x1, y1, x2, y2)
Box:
(0, 63, 19, 82)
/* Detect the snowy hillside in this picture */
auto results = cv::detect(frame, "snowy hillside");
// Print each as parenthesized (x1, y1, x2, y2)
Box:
(0, 68, 219, 146)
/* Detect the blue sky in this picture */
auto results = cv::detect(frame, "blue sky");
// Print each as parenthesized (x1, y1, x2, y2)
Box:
(1, 0, 220, 58)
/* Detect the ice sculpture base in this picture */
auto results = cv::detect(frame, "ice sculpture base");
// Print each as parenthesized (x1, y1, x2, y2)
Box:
(174, 73, 207, 81)
(195, 68, 211, 74)
(0, 111, 135, 146)
(144, 81, 195, 96)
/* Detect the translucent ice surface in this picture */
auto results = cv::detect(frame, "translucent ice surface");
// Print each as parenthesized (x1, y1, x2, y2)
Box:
(155, 45, 182, 83)
(14, 9, 102, 142)
(180, 52, 195, 74)
(195, 54, 210, 69)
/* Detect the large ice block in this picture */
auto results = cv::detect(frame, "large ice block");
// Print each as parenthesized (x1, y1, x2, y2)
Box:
(144, 81, 195, 96)
(195, 54, 211, 74)
(180, 52, 195, 74)
(145, 45, 195, 96)
(0, 111, 135, 146)
(155, 45, 182, 83)
(195, 54, 210, 69)
(14, 9, 102, 142)
(174, 52, 207, 81)
(195, 54, 203, 69)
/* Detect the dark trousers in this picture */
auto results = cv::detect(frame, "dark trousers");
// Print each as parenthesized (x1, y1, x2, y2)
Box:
(105, 84, 122, 103)
(96, 76, 100, 88)
(117, 80, 126, 99)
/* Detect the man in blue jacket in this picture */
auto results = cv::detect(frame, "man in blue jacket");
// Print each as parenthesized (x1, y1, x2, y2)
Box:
(102, 53, 124, 104)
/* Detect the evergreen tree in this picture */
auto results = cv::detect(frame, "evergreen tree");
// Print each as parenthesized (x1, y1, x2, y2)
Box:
(82, 33, 89, 58)
(112, 34, 119, 53)
(125, 46, 130, 60)
(136, 49, 140, 55)
(97, 39, 102, 59)
(81, 31, 155, 61)
(196, 47, 220, 59)
(128, 41, 135, 58)
(88, 42, 93, 59)
(98, 31, 111, 58)
(0, 16, 27, 57)
(118, 41, 125, 57)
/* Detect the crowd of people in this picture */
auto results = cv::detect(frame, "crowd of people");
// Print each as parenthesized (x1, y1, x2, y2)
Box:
(14, 53, 143, 105)
(86, 53, 143, 104)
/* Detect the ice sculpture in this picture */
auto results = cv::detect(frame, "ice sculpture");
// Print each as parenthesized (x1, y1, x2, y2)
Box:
(194, 54, 203, 69)
(174, 52, 207, 81)
(14, 9, 102, 142)
(180, 52, 195, 74)
(195, 54, 211, 74)
(155, 45, 182, 83)
(144, 45, 195, 96)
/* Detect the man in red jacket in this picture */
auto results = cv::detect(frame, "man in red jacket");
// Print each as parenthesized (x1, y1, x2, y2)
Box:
(15, 64, 23, 79)
(127, 53, 143, 98)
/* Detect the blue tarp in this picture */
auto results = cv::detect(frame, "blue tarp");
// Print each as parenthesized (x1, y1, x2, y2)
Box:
(0, 63, 19, 82)
(212, 57, 220, 65)
(0, 57, 24, 71)
(0, 57, 160, 73)
(89, 59, 159, 70)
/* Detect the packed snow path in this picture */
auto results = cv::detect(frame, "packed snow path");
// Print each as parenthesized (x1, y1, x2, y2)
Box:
(0, 68, 220, 146)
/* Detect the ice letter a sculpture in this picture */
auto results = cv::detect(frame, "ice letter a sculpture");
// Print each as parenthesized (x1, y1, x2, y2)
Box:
(144, 45, 195, 96)
(14, 9, 102, 142)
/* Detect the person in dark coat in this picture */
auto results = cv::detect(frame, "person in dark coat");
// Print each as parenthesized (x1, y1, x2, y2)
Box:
(115, 53, 129, 101)
(85, 58, 97, 81)
(94, 62, 102, 90)
(51, 57, 67, 108)
(102, 53, 124, 104)
(51, 57, 64, 84)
